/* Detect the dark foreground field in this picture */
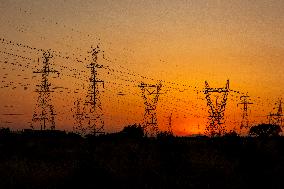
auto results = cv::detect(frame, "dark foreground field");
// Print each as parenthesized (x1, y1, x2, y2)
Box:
(0, 134, 284, 189)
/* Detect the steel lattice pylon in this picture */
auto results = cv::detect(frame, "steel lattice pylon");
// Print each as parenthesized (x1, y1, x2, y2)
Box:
(72, 98, 85, 134)
(238, 95, 253, 130)
(139, 82, 162, 137)
(268, 99, 283, 127)
(32, 51, 59, 130)
(204, 80, 229, 137)
(167, 113, 173, 135)
(83, 46, 105, 135)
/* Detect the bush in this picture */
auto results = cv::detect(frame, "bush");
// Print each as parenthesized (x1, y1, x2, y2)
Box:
(249, 124, 282, 137)
(121, 124, 144, 139)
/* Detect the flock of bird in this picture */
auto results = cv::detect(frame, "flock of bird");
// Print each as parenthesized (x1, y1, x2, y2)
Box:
(0, 7, 279, 134)
(0, 37, 271, 134)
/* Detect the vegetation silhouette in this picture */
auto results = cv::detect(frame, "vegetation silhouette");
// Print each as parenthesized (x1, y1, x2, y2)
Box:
(223, 130, 239, 138)
(0, 125, 284, 188)
(0, 127, 10, 135)
(121, 124, 144, 139)
(249, 123, 282, 137)
(156, 131, 174, 140)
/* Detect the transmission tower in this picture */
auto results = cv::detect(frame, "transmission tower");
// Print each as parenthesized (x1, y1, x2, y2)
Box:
(32, 51, 59, 130)
(204, 80, 229, 137)
(268, 99, 283, 126)
(167, 113, 173, 135)
(238, 94, 253, 129)
(139, 82, 162, 137)
(72, 98, 85, 134)
(83, 46, 105, 135)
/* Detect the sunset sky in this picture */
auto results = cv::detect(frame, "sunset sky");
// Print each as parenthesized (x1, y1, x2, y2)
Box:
(0, 0, 284, 135)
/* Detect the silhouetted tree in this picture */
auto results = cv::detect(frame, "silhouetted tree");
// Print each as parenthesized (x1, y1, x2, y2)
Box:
(249, 124, 282, 137)
(157, 131, 174, 140)
(67, 132, 82, 139)
(121, 124, 144, 139)
(0, 127, 10, 136)
(224, 130, 239, 138)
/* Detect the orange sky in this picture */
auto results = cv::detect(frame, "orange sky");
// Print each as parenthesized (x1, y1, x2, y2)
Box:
(0, 0, 284, 136)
